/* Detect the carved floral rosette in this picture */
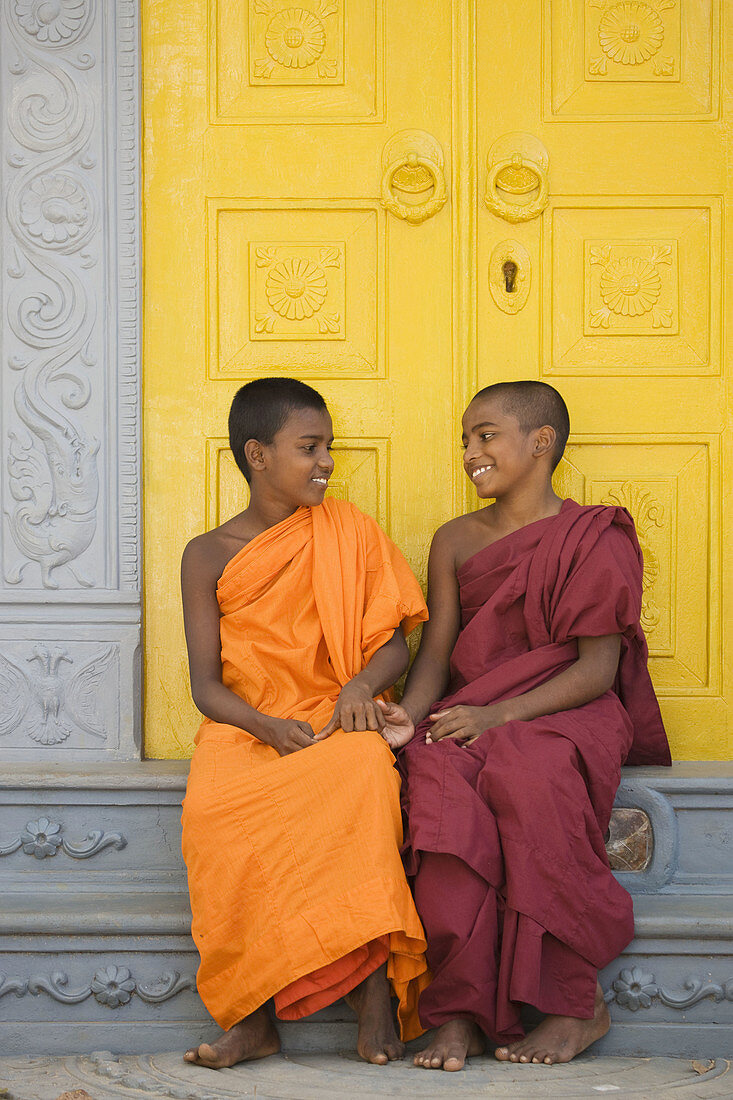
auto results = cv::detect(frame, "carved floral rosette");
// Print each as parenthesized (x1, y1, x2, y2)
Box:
(2, 0, 102, 591)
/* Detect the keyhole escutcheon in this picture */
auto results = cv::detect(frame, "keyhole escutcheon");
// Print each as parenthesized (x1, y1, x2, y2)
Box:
(503, 260, 518, 293)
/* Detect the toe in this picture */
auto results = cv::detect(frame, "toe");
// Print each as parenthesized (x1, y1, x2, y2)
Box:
(494, 1046, 509, 1061)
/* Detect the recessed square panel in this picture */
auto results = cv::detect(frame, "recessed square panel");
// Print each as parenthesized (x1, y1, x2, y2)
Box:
(206, 437, 389, 530)
(208, 202, 384, 379)
(553, 438, 718, 693)
(543, 200, 720, 376)
(544, 0, 718, 119)
(212, 0, 382, 122)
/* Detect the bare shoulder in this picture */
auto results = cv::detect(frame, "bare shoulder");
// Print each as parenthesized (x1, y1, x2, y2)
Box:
(431, 508, 496, 567)
(181, 520, 248, 589)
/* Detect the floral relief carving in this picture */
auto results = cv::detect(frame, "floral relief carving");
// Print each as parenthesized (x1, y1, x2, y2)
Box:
(14, 0, 89, 46)
(251, 0, 340, 84)
(605, 967, 733, 1012)
(4, 0, 101, 590)
(588, 242, 675, 331)
(0, 967, 195, 1006)
(252, 243, 344, 339)
(587, 0, 676, 79)
(265, 8, 326, 69)
(19, 171, 91, 246)
(266, 257, 328, 319)
(0, 814, 126, 859)
(599, 2, 663, 65)
(600, 482, 665, 634)
(0, 643, 117, 746)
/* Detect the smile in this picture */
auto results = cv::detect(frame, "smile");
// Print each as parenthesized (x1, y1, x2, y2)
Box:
(311, 477, 329, 486)
(470, 465, 493, 480)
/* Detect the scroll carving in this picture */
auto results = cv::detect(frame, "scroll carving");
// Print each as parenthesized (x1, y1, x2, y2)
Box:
(600, 482, 665, 634)
(0, 815, 126, 859)
(3, 0, 100, 589)
(605, 967, 733, 1012)
(0, 966, 195, 1006)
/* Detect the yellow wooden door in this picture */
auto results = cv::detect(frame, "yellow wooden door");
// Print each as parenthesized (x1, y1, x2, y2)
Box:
(143, 1, 730, 761)
(142, 1, 456, 756)
(475, 0, 728, 760)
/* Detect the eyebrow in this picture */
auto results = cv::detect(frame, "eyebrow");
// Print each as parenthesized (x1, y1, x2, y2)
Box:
(298, 434, 334, 442)
(462, 421, 499, 437)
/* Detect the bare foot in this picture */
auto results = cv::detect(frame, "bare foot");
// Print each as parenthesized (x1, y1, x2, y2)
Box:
(494, 983, 610, 1066)
(346, 963, 405, 1065)
(183, 1005, 280, 1069)
(413, 1018, 485, 1071)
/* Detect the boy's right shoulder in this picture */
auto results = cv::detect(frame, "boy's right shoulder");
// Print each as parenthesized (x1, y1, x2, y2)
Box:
(432, 510, 480, 548)
(181, 524, 242, 583)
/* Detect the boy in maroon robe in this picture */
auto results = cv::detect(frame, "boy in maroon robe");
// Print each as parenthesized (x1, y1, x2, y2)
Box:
(377, 381, 671, 1071)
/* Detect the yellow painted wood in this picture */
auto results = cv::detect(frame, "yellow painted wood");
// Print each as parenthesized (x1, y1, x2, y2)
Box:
(143, 1, 731, 760)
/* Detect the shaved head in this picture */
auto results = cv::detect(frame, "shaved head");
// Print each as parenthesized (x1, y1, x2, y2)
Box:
(471, 381, 570, 471)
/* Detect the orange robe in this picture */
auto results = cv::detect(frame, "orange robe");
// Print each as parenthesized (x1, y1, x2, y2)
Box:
(181, 498, 430, 1039)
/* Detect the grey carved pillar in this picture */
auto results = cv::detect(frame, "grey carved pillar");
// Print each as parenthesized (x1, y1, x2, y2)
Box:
(1, 0, 141, 759)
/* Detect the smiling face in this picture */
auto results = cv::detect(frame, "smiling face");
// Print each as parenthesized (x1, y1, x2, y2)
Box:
(461, 395, 540, 500)
(247, 405, 335, 509)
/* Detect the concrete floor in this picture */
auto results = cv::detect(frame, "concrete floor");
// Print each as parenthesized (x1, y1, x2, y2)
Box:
(0, 1049, 730, 1100)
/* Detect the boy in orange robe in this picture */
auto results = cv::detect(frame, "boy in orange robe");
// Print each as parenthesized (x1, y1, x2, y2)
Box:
(180, 377, 430, 1069)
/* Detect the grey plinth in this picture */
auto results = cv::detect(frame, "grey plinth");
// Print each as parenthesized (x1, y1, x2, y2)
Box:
(0, 762, 731, 1058)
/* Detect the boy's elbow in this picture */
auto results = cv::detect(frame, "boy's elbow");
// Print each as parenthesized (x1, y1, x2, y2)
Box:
(190, 680, 215, 715)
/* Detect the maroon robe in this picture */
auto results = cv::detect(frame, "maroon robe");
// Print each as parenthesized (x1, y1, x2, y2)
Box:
(401, 499, 670, 1044)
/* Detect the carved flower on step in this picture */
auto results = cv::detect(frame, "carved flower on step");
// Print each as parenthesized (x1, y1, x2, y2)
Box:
(598, 2, 664, 66)
(91, 965, 136, 1008)
(20, 173, 90, 246)
(20, 817, 63, 859)
(265, 8, 326, 68)
(265, 257, 328, 319)
(14, 0, 87, 43)
(612, 966, 658, 1010)
(599, 256, 661, 317)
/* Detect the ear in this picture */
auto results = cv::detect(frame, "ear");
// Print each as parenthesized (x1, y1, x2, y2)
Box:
(533, 425, 556, 459)
(244, 438, 266, 473)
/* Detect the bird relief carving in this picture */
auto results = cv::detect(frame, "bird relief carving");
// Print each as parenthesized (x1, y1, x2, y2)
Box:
(0, 644, 116, 746)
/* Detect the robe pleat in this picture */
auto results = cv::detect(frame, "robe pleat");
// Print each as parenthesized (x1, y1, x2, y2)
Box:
(400, 499, 671, 1044)
(182, 498, 430, 1037)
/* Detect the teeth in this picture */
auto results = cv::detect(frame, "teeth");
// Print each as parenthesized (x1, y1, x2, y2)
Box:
(312, 478, 328, 485)
(471, 465, 493, 480)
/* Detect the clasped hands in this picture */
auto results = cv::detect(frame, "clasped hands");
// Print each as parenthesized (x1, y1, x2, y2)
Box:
(260, 679, 386, 757)
(375, 700, 509, 749)
(261, 683, 508, 757)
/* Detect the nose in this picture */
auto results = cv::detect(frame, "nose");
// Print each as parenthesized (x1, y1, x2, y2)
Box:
(463, 437, 481, 464)
(319, 448, 335, 473)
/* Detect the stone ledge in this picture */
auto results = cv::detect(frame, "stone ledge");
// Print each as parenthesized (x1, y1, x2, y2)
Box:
(0, 760, 731, 790)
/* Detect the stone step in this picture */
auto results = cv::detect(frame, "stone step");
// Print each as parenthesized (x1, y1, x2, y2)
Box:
(1, 762, 731, 1058)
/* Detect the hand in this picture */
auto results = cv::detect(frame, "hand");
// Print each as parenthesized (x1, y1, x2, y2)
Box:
(315, 679, 384, 741)
(259, 716, 316, 756)
(375, 698, 415, 749)
(427, 703, 507, 745)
